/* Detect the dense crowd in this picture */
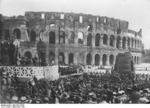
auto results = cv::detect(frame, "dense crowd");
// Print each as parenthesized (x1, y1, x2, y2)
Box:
(1, 70, 150, 104)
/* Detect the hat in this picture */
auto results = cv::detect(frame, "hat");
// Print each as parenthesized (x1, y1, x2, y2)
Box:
(12, 96, 19, 101)
(21, 96, 27, 101)
(138, 97, 149, 103)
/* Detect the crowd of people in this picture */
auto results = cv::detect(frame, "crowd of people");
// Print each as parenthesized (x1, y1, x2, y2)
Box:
(1, 69, 150, 104)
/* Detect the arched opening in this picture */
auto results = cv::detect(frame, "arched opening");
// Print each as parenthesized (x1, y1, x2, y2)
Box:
(49, 31, 55, 44)
(109, 55, 114, 65)
(87, 33, 92, 46)
(13, 28, 21, 39)
(59, 31, 65, 44)
(69, 53, 74, 64)
(116, 36, 121, 49)
(122, 37, 126, 49)
(24, 51, 32, 59)
(4, 29, 10, 40)
(30, 30, 36, 42)
(86, 53, 92, 65)
(95, 54, 100, 66)
(103, 34, 108, 45)
(59, 52, 65, 65)
(78, 32, 84, 44)
(110, 35, 115, 47)
(49, 52, 55, 65)
(102, 54, 107, 66)
(127, 38, 130, 49)
(95, 33, 100, 46)
(69, 31, 75, 44)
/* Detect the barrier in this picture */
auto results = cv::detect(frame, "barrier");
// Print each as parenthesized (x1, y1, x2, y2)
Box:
(0, 66, 59, 81)
(83, 66, 108, 73)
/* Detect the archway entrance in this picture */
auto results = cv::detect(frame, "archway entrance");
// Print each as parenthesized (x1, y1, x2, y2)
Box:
(95, 54, 100, 66)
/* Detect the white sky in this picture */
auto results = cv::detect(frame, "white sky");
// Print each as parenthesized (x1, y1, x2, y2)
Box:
(0, 0, 150, 49)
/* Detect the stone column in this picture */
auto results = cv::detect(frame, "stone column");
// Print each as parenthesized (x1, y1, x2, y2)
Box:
(55, 48, 59, 65)
(45, 46, 49, 66)
(74, 52, 78, 65)
(75, 31, 78, 45)
(100, 34, 103, 47)
(113, 55, 116, 65)
(65, 52, 68, 64)
(130, 39, 132, 49)
(100, 54, 103, 65)
(92, 34, 95, 47)
(125, 39, 128, 49)
(114, 37, 117, 48)
(106, 54, 109, 66)
(65, 33, 68, 45)
(91, 53, 95, 65)
(107, 35, 110, 47)
(84, 33, 87, 46)
(84, 52, 87, 65)
(55, 30, 59, 44)
(119, 37, 123, 49)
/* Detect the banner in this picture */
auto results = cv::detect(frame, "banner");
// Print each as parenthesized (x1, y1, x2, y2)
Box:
(44, 66, 59, 81)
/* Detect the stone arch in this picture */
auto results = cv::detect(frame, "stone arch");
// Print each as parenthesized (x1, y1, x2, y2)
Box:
(69, 53, 74, 64)
(49, 31, 55, 44)
(110, 35, 115, 47)
(109, 55, 114, 65)
(78, 31, 84, 44)
(95, 33, 100, 46)
(59, 52, 65, 65)
(4, 29, 10, 40)
(86, 53, 92, 65)
(24, 51, 32, 59)
(30, 30, 36, 42)
(87, 33, 92, 46)
(103, 34, 108, 45)
(13, 28, 21, 39)
(122, 37, 126, 49)
(49, 52, 55, 65)
(95, 54, 100, 66)
(116, 36, 121, 49)
(69, 31, 75, 44)
(102, 54, 107, 66)
(59, 31, 65, 44)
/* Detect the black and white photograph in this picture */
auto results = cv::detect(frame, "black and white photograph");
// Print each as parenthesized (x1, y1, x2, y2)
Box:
(0, 0, 150, 105)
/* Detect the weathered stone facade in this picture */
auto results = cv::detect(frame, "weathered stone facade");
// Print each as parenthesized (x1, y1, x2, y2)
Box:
(0, 12, 143, 66)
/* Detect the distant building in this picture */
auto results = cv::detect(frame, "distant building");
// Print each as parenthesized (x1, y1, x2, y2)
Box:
(0, 12, 143, 66)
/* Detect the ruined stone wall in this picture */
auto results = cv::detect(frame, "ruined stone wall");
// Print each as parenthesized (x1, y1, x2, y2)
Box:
(1, 12, 143, 66)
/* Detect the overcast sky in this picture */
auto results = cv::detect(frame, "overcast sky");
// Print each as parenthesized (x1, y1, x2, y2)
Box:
(0, 0, 150, 49)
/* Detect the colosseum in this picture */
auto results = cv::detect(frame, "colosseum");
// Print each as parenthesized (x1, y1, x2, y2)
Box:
(0, 12, 143, 67)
